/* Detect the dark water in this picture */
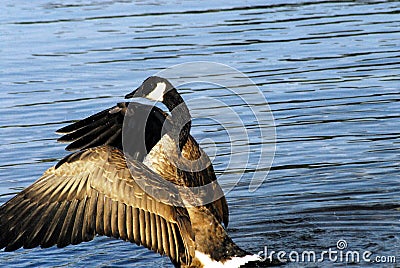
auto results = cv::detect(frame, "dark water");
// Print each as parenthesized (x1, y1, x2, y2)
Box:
(1, 0, 399, 267)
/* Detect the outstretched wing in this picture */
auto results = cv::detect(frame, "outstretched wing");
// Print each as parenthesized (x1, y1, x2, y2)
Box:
(0, 146, 194, 266)
(56, 103, 126, 151)
(56, 102, 167, 160)
(56, 102, 229, 226)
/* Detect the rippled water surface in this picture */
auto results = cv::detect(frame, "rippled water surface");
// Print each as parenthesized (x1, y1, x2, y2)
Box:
(1, 1, 399, 267)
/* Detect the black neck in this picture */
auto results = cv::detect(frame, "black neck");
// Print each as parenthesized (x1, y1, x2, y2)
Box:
(162, 88, 191, 151)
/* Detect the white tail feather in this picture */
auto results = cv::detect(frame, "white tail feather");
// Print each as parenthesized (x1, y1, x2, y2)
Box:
(195, 250, 261, 268)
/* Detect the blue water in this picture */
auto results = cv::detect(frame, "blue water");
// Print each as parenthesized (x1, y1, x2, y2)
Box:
(1, 1, 399, 267)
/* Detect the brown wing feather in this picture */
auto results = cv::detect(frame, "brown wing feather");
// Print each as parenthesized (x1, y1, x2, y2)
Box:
(0, 146, 194, 265)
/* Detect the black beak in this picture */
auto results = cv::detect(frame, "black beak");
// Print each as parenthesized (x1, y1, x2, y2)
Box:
(125, 85, 141, 99)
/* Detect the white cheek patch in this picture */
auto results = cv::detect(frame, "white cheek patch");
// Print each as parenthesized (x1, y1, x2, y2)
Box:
(146, 82, 166, 101)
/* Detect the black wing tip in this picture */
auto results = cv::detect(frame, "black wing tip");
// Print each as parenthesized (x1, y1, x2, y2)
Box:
(55, 103, 121, 135)
(56, 137, 73, 143)
(55, 103, 126, 151)
(56, 124, 77, 135)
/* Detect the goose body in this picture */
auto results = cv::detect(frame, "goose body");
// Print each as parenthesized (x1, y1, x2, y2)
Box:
(0, 77, 273, 267)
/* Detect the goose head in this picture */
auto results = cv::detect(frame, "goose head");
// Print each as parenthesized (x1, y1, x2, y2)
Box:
(125, 76, 179, 108)
(126, 76, 191, 150)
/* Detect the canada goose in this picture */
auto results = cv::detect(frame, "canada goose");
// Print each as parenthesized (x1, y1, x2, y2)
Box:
(0, 77, 272, 267)
(56, 77, 228, 226)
